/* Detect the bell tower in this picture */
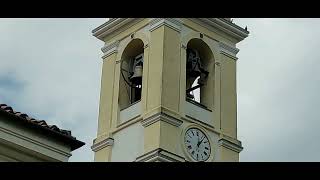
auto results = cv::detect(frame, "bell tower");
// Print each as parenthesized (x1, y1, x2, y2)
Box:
(91, 18, 249, 162)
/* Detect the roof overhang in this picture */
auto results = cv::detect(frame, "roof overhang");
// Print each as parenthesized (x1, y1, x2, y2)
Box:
(92, 18, 141, 41)
(0, 108, 85, 151)
(92, 18, 249, 42)
(193, 18, 249, 42)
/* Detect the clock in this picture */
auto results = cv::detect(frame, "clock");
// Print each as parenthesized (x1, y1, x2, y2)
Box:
(184, 127, 211, 162)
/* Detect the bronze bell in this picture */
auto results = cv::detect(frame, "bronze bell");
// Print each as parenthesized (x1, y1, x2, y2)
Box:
(130, 65, 143, 85)
(186, 48, 202, 78)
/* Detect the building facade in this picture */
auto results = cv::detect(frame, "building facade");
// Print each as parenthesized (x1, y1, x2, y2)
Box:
(91, 18, 249, 162)
(0, 104, 84, 162)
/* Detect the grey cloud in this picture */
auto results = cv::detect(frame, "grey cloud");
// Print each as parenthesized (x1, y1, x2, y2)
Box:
(1, 18, 319, 162)
(235, 18, 320, 161)
(0, 18, 106, 161)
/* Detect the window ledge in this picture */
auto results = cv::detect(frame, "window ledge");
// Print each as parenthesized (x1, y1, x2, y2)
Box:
(185, 98, 212, 112)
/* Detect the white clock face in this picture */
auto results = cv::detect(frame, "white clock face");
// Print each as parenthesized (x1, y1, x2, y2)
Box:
(184, 128, 211, 162)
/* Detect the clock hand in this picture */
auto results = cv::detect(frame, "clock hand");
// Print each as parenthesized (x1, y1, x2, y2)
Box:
(197, 136, 205, 148)
(200, 136, 205, 144)
(197, 136, 203, 147)
(197, 134, 200, 148)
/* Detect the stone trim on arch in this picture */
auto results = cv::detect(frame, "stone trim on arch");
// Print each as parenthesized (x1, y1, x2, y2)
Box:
(116, 31, 149, 62)
(181, 31, 217, 57)
(100, 31, 150, 60)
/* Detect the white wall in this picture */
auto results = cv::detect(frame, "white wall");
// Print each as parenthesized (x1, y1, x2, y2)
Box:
(111, 122, 144, 162)
(185, 101, 213, 126)
(119, 102, 141, 125)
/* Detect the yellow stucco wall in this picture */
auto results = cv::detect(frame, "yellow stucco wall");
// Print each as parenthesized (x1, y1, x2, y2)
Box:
(144, 121, 161, 153)
(94, 146, 112, 162)
(159, 121, 182, 156)
(97, 53, 117, 137)
(220, 55, 237, 138)
(161, 26, 181, 115)
(145, 26, 164, 114)
(220, 146, 239, 162)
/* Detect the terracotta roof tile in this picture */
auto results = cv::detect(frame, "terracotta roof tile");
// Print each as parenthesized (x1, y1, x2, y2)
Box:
(0, 104, 73, 138)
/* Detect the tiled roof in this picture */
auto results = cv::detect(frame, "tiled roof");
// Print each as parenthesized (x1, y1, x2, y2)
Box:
(0, 104, 74, 137)
(0, 104, 85, 151)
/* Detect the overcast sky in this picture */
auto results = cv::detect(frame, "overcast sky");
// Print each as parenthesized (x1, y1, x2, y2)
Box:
(1, 18, 319, 162)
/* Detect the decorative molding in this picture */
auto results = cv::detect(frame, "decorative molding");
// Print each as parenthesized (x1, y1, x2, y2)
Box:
(149, 18, 182, 33)
(181, 44, 187, 49)
(141, 112, 183, 128)
(91, 137, 114, 152)
(181, 116, 218, 135)
(219, 42, 239, 60)
(92, 18, 249, 42)
(102, 52, 116, 60)
(101, 41, 119, 53)
(192, 18, 249, 42)
(0, 154, 19, 162)
(218, 138, 243, 153)
(92, 18, 143, 41)
(135, 148, 185, 162)
(101, 41, 120, 59)
(0, 126, 71, 158)
(111, 117, 143, 135)
(184, 115, 215, 129)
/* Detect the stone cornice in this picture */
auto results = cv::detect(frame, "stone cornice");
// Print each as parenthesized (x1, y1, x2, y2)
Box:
(195, 18, 249, 42)
(218, 138, 243, 153)
(92, 18, 143, 41)
(0, 126, 71, 159)
(101, 41, 120, 59)
(91, 137, 114, 152)
(135, 148, 185, 162)
(92, 18, 249, 42)
(148, 18, 182, 33)
(219, 41, 239, 60)
(141, 112, 183, 127)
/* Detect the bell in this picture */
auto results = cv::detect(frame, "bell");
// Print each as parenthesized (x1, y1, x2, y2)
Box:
(130, 65, 143, 85)
(187, 62, 202, 78)
(186, 49, 202, 78)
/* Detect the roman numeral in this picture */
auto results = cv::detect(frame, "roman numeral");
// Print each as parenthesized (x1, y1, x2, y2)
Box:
(204, 151, 207, 155)
(188, 145, 192, 149)
(205, 147, 209, 150)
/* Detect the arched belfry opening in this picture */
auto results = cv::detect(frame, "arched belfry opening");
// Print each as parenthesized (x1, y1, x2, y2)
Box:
(186, 38, 214, 110)
(119, 39, 144, 110)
